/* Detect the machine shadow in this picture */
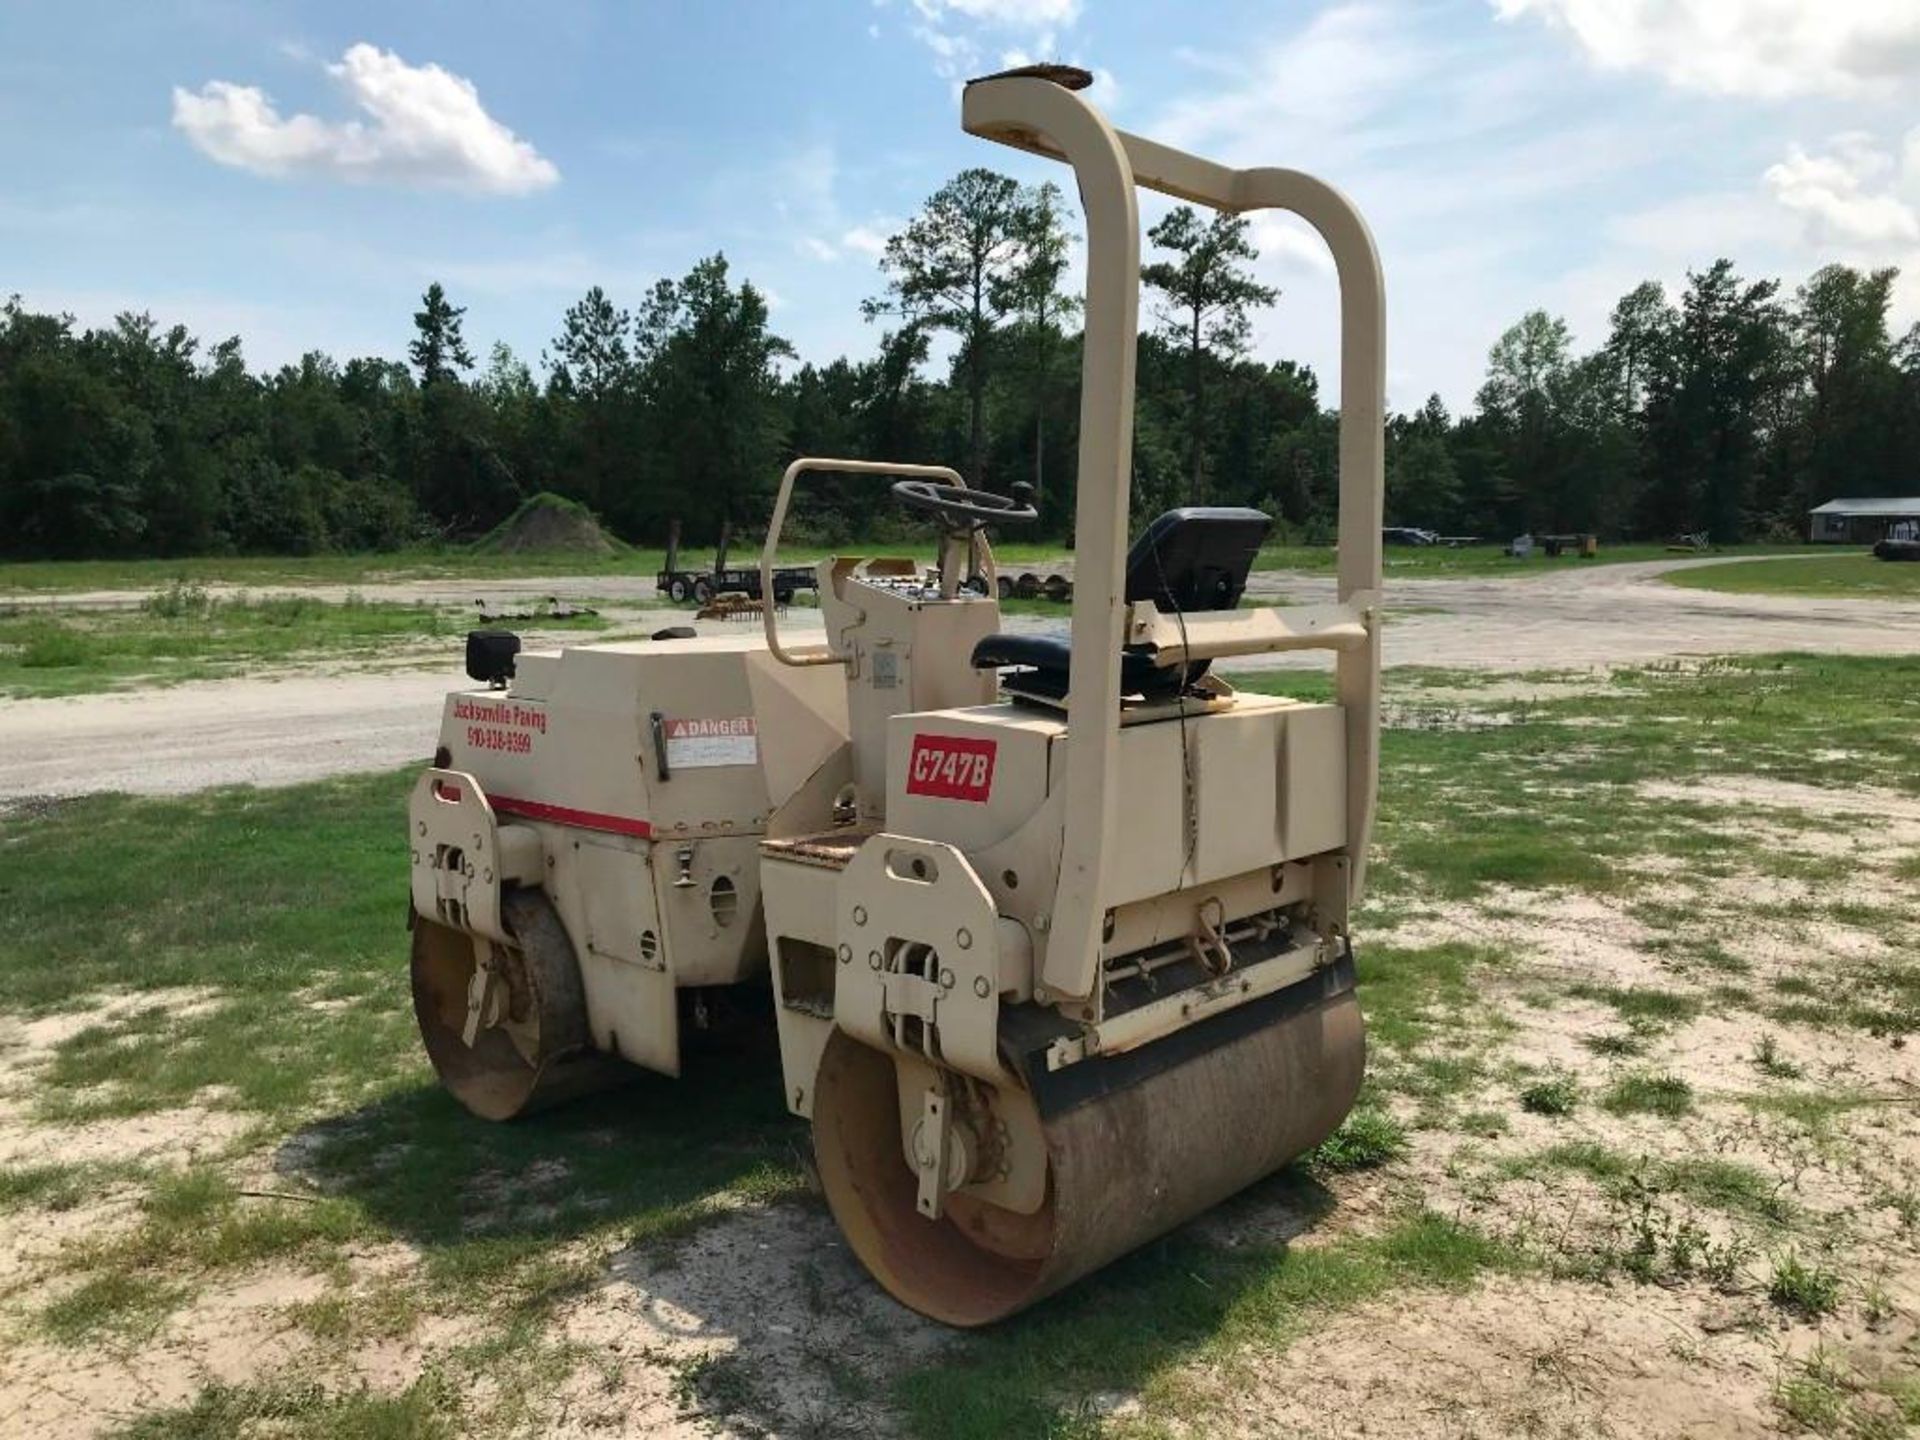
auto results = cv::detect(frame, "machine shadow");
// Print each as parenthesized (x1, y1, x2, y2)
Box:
(274, 1018, 804, 1258)
(610, 1152, 1345, 1436)
(278, 1028, 1346, 1433)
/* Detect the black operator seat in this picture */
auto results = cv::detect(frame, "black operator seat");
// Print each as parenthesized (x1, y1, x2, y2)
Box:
(970, 507, 1273, 701)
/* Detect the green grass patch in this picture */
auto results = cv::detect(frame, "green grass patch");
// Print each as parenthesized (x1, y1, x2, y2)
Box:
(0, 1160, 105, 1211)
(1267, 658, 1920, 936)
(0, 587, 606, 698)
(1667, 552, 1920, 599)
(1262, 542, 1817, 579)
(1506, 1143, 1790, 1223)
(1601, 1072, 1695, 1118)
(1308, 1106, 1408, 1171)
(0, 536, 1083, 595)
(1580, 1031, 1646, 1059)
(1740, 1089, 1872, 1135)
(1751, 1033, 1804, 1079)
(1569, 984, 1702, 1028)
(110, 1377, 458, 1440)
(892, 1209, 1513, 1439)
(1767, 1250, 1842, 1318)
(1518, 1074, 1579, 1116)
(0, 768, 811, 1347)
(1772, 1346, 1920, 1438)
(42, 1271, 183, 1344)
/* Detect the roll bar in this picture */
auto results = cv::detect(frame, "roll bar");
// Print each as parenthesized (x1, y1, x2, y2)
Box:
(759, 457, 966, 667)
(961, 73, 1385, 1003)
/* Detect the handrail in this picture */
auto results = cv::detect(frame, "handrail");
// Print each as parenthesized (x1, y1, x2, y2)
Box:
(760, 457, 965, 668)
(961, 72, 1385, 1004)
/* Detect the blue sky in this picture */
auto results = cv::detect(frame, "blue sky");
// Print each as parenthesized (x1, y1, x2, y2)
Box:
(4, 1, 1917, 412)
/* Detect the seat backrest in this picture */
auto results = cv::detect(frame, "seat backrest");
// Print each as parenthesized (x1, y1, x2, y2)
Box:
(1124, 507, 1272, 615)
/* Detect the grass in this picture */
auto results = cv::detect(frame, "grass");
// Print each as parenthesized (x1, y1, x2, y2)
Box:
(1261, 540, 1819, 578)
(1518, 1074, 1579, 1116)
(1752, 1033, 1804, 1079)
(1568, 983, 1702, 1028)
(0, 1160, 105, 1210)
(1774, 1346, 1920, 1438)
(1241, 654, 1920, 934)
(1505, 1142, 1792, 1224)
(6, 649, 1920, 1432)
(0, 537, 1079, 594)
(1666, 550, 1920, 598)
(0, 585, 605, 698)
(1601, 1072, 1695, 1117)
(42, 1272, 183, 1343)
(0, 768, 808, 1366)
(111, 1378, 459, 1440)
(1767, 1250, 1842, 1318)
(0, 540, 1828, 595)
(1308, 1106, 1408, 1171)
(891, 1208, 1513, 1440)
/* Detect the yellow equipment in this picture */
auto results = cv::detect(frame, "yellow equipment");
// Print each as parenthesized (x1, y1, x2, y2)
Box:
(408, 65, 1384, 1324)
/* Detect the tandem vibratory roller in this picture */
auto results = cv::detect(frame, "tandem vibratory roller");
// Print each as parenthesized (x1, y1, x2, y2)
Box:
(406, 63, 1385, 1325)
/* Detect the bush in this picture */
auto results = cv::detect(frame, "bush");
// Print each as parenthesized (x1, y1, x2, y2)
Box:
(142, 581, 213, 620)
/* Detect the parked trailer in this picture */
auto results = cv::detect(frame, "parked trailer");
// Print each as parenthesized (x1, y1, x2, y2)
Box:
(657, 564, 818, 606)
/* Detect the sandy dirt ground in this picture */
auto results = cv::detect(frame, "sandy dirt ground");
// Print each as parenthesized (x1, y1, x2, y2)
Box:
(4, 556, 1918, 801)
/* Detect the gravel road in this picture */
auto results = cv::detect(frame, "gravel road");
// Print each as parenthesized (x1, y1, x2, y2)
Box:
(3, 557, 1913, 800)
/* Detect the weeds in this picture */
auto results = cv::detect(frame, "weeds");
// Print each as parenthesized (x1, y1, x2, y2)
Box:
(1772, 1346, 1919, 1438)
(1568, 983, 1701, 1030)
(110, 1378, 458, 1440)
(1309, 1107, 1408, 1172)
(1581, 1031, 1645, 1058)
(1518, 1074, 1579, 1117)
(1767, 1251, 1842, 1319)
(42, 1272, 182, 1344)
(1601, 1072, 1695, 1118)
(1751, 1033, 1803, 1080)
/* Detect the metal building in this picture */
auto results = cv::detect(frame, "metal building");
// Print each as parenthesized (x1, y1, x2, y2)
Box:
(1808, 497, 1920, 543)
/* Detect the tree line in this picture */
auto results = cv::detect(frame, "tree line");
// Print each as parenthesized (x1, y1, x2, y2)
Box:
(2, 169, 1915, 560)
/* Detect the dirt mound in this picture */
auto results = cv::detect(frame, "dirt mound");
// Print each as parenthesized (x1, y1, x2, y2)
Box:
(482, 494, 618, 555)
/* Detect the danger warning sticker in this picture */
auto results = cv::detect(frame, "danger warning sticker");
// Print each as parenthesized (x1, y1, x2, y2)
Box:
(905, 734, 997, 802)
(664, 716, 758, 769)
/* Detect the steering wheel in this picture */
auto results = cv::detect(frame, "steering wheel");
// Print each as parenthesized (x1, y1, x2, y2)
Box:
(892, 479, 1038, 531)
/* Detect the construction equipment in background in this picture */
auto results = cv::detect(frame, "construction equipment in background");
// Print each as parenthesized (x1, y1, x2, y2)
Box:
(1508, 532, 1598, 559)
(474, 597, 600, 624)
(995, 570, 1074, 603)
(406, 64, 1383, 1325)
(658, 560, 818, 607)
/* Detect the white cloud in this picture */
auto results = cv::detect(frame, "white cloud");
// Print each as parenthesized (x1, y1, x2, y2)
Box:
(903, 0, 1078, 84)
(914, 0, 1079, 26)
(1492, 0, 1920, 98)
(795, 222, 897, 265)
(840, 224, 891, 259)
(1764, 132, 1920, 246)
(172, 43, 558, 195)
(1248, 214, 1336, 275)
(1157, 4, 1436, 159)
